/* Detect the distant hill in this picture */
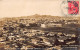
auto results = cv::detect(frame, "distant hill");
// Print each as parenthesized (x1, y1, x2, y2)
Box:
(0, 14, 80, 28)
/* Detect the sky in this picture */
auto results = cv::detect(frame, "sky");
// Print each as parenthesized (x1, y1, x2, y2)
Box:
(0, 0, 80, 18)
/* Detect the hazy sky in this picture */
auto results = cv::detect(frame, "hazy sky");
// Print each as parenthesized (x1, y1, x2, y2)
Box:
(0, 0, 79, 18)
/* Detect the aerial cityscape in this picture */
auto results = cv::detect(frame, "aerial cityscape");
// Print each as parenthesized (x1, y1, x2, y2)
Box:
(0, 15, 80, 50)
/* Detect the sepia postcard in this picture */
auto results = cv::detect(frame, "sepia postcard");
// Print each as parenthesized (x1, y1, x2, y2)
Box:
(0, 0, 80, 50)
